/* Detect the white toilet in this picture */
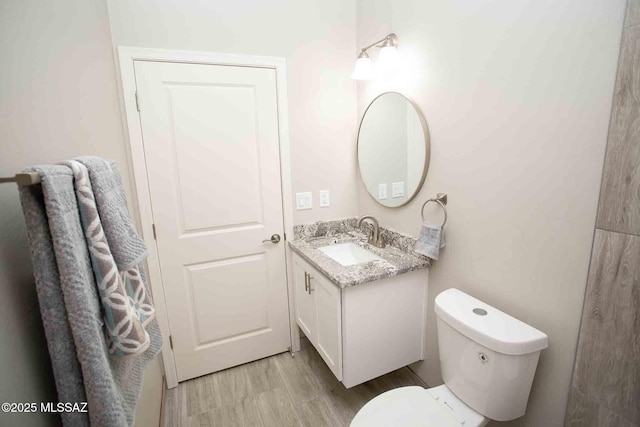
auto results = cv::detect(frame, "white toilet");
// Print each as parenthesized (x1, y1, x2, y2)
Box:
(350, 288, 548, 427)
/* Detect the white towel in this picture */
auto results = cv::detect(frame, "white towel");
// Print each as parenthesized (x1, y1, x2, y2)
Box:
(415, 223, 446, 260)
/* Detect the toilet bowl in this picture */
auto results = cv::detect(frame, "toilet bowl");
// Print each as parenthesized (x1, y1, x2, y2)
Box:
(350, 288, 548, 427)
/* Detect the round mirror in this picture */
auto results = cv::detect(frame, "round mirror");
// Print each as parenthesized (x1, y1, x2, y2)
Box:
(357, 92, 430, 207)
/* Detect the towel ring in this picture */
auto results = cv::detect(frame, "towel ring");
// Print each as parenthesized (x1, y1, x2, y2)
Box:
(421, 193, 448, 227)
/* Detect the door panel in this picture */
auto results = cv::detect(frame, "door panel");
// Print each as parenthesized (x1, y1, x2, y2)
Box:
(186, 254, 269, 346)
(167, 84, 263, 231)
(134, 60, 289, 381)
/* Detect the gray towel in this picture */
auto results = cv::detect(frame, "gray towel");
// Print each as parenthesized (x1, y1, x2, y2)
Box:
(19, 164, 162, 427)
(75, 156, 148, 271)
(414, 222, 446, 260)
(19, 174, 90, 427)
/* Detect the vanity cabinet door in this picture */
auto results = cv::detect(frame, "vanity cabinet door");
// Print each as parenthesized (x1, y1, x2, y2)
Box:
(293, 257, 316, 342)
(311, 273, 343, 381)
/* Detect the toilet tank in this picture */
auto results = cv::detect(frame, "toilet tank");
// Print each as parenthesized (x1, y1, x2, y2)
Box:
(434, 288, 548, 422)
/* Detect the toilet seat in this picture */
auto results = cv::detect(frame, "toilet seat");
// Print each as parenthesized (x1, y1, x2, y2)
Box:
(349, 386, 461, 427)
(350, 385, 489, 427)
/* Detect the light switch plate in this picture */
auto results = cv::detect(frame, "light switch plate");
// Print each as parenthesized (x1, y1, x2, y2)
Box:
(296, 191, 313, 210)
(319, 190, 330, 207)
(378, 183, 387, 200)
(392, 182, 405, 198)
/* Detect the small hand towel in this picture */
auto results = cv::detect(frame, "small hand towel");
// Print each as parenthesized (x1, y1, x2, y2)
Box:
(66, 160, 154, 356)
(76, 156, 148, 270)
(414, 223, 446, 260)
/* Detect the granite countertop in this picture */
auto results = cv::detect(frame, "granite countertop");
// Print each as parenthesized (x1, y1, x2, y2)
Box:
(289, 219, 431, 288)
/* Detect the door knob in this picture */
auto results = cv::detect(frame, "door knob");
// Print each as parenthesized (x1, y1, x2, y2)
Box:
(262, 234, 281, 244)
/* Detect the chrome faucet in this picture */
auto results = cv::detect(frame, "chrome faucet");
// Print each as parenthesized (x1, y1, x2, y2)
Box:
(356, 215, 385, 248)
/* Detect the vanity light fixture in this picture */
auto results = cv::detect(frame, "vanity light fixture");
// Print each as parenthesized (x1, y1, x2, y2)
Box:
(351, 33, 398, 80)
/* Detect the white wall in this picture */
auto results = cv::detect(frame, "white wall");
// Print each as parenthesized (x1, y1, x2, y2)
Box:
(0, 0, 162, 425)
(106, 0, 359, 224)
(355, 1, 626, 426)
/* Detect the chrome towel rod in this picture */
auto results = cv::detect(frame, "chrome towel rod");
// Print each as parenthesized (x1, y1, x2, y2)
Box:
(0, 173, 41, 186)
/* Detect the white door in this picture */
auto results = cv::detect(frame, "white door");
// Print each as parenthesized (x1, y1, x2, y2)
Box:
(134, 60, 290, 381)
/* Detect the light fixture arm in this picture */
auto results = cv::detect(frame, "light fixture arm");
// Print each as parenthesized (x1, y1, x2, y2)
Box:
(357, 33, 398, 57)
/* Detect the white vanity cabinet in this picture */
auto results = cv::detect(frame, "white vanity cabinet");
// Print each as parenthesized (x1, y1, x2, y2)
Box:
(292, 253, 427, 388)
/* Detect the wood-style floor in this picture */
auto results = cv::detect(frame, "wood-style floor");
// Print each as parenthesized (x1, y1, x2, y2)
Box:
(161, 338, 427, 427)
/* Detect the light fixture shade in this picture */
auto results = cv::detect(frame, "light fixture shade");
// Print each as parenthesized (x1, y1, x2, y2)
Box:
(351, 57, 374, 80)
(377, 45, 399, 72)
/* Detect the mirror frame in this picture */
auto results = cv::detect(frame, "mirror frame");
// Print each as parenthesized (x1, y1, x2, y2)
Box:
(356, 91, 431, 208)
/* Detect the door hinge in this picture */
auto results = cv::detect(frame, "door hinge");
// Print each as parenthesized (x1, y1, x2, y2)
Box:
(284, 232, 287, 241)
(135, 91, 141, 112)
(152, 224, 157, 240)
(169, 335, 173, 349)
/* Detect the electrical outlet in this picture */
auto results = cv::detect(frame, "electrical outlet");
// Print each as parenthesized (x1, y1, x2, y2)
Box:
(295, 191, 313, 210)
(319, 190, 330, 207)
(378, 183, 388, 200)
(392, 182, 405, 198)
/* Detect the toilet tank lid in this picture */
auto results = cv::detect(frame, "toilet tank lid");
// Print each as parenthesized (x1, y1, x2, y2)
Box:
(435, 288, 548, 355)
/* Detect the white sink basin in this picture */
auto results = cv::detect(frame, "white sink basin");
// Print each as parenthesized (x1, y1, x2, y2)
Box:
(318, 242, 383, 267)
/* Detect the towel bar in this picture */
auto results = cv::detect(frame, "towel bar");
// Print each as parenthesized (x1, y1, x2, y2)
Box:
(421, 193, 448, 226)
(0, 173, 40, 186)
